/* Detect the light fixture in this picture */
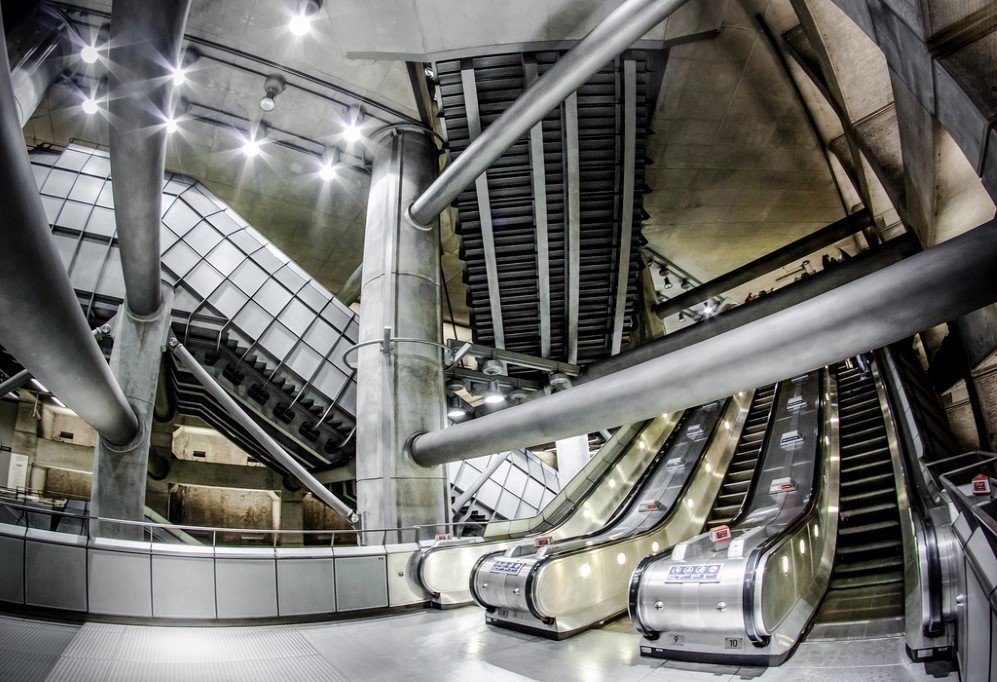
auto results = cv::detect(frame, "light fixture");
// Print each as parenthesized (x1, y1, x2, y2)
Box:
(30, 379, 49, 393)
(343, 104, 364, 143)
(703, 301, 716, 316)
(289, 0, 321, 36)
(483, 380, 505, 405)
(242, 137, 261, 157)
(80, 44, 100, 64)
(172, 66, 187, 86)
(678, 311, 685, 321)
(258, 74, 286, 112)
(165, 117, 179, 134)
(318, 147, 339, 181)
(81, 96, 100, 115)
(681, 278, 691, 290)
(663, 274, 672, 288)
(447, 396, 467, 419)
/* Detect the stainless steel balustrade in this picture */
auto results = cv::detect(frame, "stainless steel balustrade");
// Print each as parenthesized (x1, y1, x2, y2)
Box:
(468, 394, 752, 638)
(630, 372, 828, 664)
(417, 416, 682, 607)
(0, 498, 434, 621)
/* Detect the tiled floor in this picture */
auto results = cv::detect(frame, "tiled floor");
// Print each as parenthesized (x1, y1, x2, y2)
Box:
(0, 607, 958, 681)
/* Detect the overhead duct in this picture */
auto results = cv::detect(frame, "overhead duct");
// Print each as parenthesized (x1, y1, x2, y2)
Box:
(653, 209, 875, 318)
(107, 0, 191, 316)
(407, 0, 693, 227)
(0, 19, 138, 446)
(582, 234, 918, 384)
(409, 220, 997, 466)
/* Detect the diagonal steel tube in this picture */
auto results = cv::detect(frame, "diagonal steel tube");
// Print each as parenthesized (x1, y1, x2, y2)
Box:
(108, 0, 191, 315)
(407, 0, 694, 226)
(410, 221, 997, 466)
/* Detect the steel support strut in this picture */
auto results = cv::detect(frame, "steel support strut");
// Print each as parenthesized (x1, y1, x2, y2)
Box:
(410, 221, 997, 466)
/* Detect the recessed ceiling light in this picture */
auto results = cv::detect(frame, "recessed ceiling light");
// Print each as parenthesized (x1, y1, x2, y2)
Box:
(173, 67, 187, 86)
(80, 44, 99, 64)
(289, 0, 321, 35)
(165, 118, 178, 134)
(342, 104, 364, 143)
(81, 97, 99, 115)
(319, 162, 336, 181)
(242, 138, 261, 157)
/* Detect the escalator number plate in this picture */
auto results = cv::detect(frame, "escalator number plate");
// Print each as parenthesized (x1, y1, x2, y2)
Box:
(491, 560, 525, 575)
(664, 563, 722, 583)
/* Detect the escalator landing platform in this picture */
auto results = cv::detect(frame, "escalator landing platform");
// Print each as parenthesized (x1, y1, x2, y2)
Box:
(0, 608, 955, 681)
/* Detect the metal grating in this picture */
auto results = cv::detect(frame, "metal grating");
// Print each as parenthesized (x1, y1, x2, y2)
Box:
(436, 50, 656, 370)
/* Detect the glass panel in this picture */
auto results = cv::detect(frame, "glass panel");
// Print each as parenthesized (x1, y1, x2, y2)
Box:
(184, 261, 224, 296)
(54, 148, 90, 171)
(208, 280, 250, 318)
(230, 229, 262, 255)
(52, 232, 79, 270)
(205, 240, 244, 276)
(67, 174, 103, 204)
(162, 240, 201, 278)
(207, 211, 240, 235)
(299, 281, 330, 313)
(55, 201, 92, 231)
(255, 279, 292, 312)
(274, 264, 306, 293)
(185, 221, 223, 254)
(278, 298, 312, 336)
(260, 322, 296, 360)
(285, 344, 322, 380)
(303, 319, 337, 351)
(233, 300, 271, 338)
(86, 206, 117, 238)
(96, 181, 114, 208)
(99, 249, 126, 300)
(31, 164, 50, 189)
(321, 300, 352, 333)
(231, 260, 268, 296)
(40, 168, 77, 197)
(313, 367, 348, 403)
(180, 186, 223, 216)
(163, 199, 201, 237)
(69, 240, 107, 291)
(82, 154, 112, 178)
(40, 195, 63, 223)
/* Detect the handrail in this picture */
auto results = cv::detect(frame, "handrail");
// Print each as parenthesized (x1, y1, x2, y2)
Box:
(741, 369, 831, 645)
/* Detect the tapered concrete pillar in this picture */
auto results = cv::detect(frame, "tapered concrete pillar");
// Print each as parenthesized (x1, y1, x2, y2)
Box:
(277, 490, 305, 546)
(90, 287, 175, 539)
(356, 129, 447, 533)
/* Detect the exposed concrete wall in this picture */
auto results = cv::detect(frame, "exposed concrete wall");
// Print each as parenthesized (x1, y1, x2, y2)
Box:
(942, 381, 981, 452)
(169, 484, 274, 536)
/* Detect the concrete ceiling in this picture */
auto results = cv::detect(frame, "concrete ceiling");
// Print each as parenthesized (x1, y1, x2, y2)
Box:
(20, 0, 856, 332)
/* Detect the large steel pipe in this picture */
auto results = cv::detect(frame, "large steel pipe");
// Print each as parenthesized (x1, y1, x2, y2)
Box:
(0, 19, 138, 446)
(108, 0, 191, 316)
(410, 221, 997, 466)
(407, 0, 692, 226)
(6, 4, 73, 127)
(654, 209, 874, 318)
(582, 234, 917, 384)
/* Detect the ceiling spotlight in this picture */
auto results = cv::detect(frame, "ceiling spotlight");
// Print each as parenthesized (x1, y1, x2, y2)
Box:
(81, 96, 100, 115)
(242, 137, 261, 157)
(165, 117, 179, 134)
(172, 67, 187, 87)
(343, 104, 364, 143)
(80, 44, 100, 64)
(680, 278, 691, 290)
(447, 396, 467, 419)
(289, 0, 321, 36)
(484, 380, 506, 405)
(703, 302, 716, 316)
(258, 74, 286, 112)
(663, 274, 672, 289)
(318, 147, 339, 181)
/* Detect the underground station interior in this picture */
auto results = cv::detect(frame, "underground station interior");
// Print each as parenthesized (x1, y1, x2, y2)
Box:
(0, 0, 995, 679)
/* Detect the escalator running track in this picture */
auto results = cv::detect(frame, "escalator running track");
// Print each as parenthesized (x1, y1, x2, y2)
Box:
(816, 362, 904, 627)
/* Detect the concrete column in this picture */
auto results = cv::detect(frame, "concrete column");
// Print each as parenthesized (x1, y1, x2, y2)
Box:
(555, 434, 590, 487)
(90, 287, 175, 539)
(356, 129, 446, 533)
(278, 489, 305, 546)
(28, 465, 47, 493)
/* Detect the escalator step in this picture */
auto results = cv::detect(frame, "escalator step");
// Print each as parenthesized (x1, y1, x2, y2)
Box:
(838, 519, 900, 536)
(829, 570, 904, 590)
(841, 459, 894, 477)
(836, 538, 902, 555)
(841, 501, 898, 518)
(840, 472, 894, 489)
(840, 486, 897, 504)
(833, 556, 904, 575)
(840, 445, 891, 463)
(840, 436, 888, 453)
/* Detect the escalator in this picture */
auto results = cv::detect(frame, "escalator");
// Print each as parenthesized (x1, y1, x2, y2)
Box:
(814, 361, 904, 629)
(704, 384, 777, 529)
(469, 393, 753, 638)
(418, 414, 686, 606)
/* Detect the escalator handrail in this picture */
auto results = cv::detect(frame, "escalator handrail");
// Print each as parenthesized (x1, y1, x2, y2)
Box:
(741, 369, 828, 646)
(715, 383, 782, 529)
(522, 399, 734, 620)
(875, 348, 946, 637)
